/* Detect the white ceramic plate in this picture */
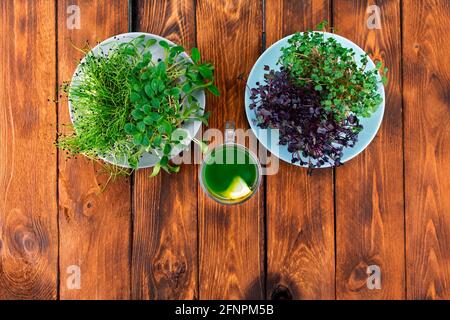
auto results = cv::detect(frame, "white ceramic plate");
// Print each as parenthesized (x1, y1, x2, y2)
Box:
(245, 32, 385, 168)
(69, 32, 205, 168)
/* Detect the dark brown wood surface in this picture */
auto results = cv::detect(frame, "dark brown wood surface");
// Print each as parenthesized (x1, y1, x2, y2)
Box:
(403, 0, 450, 299)
(265, 0, 335, 300)
(131, 0, 198, 300)
(334, 0, 405, 299)
(1, 0, 450, 300)
(196, 0, 265, 299)
(57, 0, 131, 299)
(0, 0, 57, 300)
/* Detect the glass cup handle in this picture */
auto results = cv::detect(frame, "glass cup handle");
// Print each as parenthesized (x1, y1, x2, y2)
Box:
(225, 121, 235, 144)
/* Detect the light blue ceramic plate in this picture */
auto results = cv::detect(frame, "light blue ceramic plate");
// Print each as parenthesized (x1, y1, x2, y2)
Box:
(69, 32, 205, 169)
(245, 32, 385, 168)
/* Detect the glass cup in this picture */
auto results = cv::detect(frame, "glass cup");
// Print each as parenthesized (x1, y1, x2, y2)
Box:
(199, 122, 262, 205)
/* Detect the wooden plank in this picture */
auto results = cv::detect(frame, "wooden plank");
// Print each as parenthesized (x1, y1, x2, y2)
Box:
(196, 0, 265, 299)
(403, 0, 450, 300)
(57, 0, 131, 299)
(0, 0, 58, 299)
(334, 0, 404, 299)
(131, 0, 198, 300)
(265, 0, 335, 300)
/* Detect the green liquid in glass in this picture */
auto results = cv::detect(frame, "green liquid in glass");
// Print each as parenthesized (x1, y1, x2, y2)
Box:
(202, 145, 259, 201)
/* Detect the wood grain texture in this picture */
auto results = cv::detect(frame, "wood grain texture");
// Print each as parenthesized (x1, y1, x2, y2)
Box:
(57, 0, 131, 300)
(265, 0, 335, 300)
(403, 0, 450, 300)
(2, 0, 450, 301)
(131, 0, 198, 300)
(0, 0, 58, 299)
(334, 0, 405, 299)
(196, 0, 265, 299)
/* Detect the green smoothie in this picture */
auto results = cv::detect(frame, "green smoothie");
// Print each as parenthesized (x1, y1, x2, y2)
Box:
(201, 144, 259, 201)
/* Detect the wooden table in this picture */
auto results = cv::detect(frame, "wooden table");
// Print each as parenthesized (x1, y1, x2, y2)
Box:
(1, 0, 449, 300)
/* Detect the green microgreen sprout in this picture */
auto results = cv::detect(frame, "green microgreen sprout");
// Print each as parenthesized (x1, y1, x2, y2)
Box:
(279, 20, 387, 121)
(58, 35, 218, 178)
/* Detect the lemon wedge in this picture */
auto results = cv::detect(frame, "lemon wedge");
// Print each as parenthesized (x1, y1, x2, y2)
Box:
(222, 177, 252, 200)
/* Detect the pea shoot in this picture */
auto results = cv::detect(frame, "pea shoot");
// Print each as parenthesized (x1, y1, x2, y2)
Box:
(58, 35, 218, 178)
(280, 20, 386, 121)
